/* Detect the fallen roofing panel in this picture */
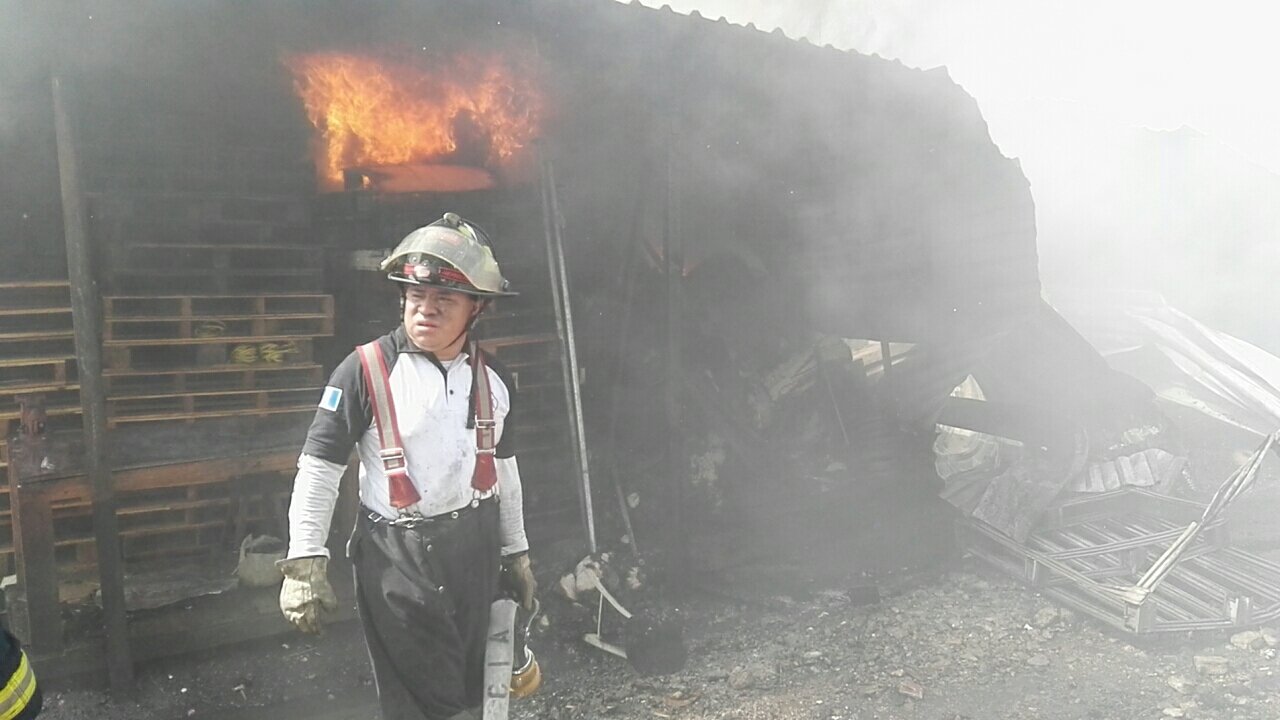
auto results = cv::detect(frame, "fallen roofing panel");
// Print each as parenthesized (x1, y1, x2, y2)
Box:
(961, 433, 1280, 633)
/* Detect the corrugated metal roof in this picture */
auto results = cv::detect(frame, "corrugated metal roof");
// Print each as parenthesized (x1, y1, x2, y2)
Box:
(521, 0, 1040, 343)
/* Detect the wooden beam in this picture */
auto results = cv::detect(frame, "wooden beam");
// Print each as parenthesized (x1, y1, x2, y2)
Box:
(8, 461, 61, 653)
(9, 451, 296, 508)
(52, 74, 135, 691)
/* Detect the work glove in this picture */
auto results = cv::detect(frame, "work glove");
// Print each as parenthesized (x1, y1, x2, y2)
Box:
(502, 552, 538, 611)
(278, 556, 339, 634)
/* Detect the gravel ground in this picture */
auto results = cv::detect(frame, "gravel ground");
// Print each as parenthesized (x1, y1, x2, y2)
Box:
(42, 555, 1280, 720)
(42, 480, 1280, 720)
(517, 563, 1280, 720)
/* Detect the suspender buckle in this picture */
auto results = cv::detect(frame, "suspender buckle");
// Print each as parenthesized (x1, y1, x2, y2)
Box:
(379, 447, 407, 472)
(474, 419, 497, 430)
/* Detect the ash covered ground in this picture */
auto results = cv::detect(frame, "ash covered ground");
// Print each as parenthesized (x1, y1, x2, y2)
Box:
(42, 456, 1280, 720)
(44, 540, 1280, 720)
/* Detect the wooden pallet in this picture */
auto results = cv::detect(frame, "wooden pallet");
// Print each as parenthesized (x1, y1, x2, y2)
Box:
(473, 308, 555, 341)
(107, 386, 321, 425)
(3, 425, 301, 579)
(0, 281, 70, 289)
(107, 405, 315, 428)
(0, 329, 74, 342)
(478, 332, 559, 352)
(0, 354, 75, 370)
(104, 337, 317, 371)
(109, 267, 324, 295)
(0, 478, 293, 572)
(106, 294, 333, 320)
(0, 390, 84, 422)
(104, 362, 323, 395)
(90, 295, 331, 463)
(0, 379, 80, 395)
(96, 197, 323, 297)
(0, 307, 71, 317)
(0, 341, 76, 365)
(112, 243, 321, 266)
(89, 192, 311, 227)
(0, 282, 74, 559)
(0, 281, 76, 353)
(0, 282, 78, 473)
(102, 294, 333, 370)
(0, 356, 79, 427)
(0, 281, 74, 325)
(476, 328, 578, 512)
(106, 316, 332, 343)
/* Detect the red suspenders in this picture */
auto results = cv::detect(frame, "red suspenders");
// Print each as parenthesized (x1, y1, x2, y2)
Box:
(356, 342, 418, 508)
(469, 341, 499, 493)
(356, 340, 497, 511)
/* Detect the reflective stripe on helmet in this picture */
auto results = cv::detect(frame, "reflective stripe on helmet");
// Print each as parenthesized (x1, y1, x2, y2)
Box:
(396, 259, 481, 292)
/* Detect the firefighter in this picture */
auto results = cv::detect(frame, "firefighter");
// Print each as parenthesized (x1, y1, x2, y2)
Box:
(279, 213, 538, 720)
(0, 629, 40, 719)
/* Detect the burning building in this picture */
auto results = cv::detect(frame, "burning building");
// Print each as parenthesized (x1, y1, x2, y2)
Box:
(0, 0, 1076, 686)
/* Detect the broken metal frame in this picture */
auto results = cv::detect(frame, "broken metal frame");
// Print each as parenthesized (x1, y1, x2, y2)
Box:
(583, 570, 633, 660)
(960, 432, 1280, 634)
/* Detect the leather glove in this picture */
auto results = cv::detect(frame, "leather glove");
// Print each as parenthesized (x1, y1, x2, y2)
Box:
(503, 553, 537, 611)
(278, 556, 338, 634)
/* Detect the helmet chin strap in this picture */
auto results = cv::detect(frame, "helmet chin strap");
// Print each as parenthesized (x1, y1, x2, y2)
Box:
(462, 300, 489, 345)
(445, 301, 486, 353)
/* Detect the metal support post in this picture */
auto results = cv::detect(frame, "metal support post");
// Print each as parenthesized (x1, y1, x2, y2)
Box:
(538, 157, 597, 554)
(53, 74, 135, 691)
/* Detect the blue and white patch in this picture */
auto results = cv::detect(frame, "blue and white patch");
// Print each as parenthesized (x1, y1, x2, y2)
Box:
(318, 386, 343, 412)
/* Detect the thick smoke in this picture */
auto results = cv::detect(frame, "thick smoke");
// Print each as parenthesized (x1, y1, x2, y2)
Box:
(633, 0, 1280, 354)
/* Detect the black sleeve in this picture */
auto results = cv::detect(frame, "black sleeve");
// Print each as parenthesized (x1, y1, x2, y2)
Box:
(301, 349, 373, 465)
(488, 355, 518, 459)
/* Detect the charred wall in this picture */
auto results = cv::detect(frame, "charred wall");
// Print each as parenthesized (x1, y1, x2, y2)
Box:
(2, 1, 1043, 565)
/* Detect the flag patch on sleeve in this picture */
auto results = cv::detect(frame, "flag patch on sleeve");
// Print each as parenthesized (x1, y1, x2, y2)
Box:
(319, 386, 343, 412)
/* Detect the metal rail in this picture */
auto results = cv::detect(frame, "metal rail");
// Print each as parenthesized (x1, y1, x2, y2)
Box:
(537, 157, 597, 554)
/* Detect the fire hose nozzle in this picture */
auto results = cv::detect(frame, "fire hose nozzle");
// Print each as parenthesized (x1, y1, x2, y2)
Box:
(510, 648, 541, 698)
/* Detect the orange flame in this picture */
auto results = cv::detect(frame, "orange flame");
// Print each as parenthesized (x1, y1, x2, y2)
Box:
(285, 52, 543, 191)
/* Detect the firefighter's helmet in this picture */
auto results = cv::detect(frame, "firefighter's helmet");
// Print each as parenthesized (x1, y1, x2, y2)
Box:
(381, 212, 516, 297)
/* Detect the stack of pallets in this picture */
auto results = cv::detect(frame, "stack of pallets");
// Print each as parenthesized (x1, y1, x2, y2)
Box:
(102, 294, 332, 426)
(92, 194, 332, 420)
(84, 192, 330, 565)
(0, 193, 336, 574)
(0, 280, 80, 572)
(27, 468, 296, 574)
(0, 281, 79, 429)
(476, 324, 571, 459)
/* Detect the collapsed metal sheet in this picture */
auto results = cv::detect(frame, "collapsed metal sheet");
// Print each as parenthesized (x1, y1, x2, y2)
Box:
(960, 436, 1280, 634)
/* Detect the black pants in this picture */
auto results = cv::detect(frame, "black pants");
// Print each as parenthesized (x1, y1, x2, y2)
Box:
(351, 499, 501, 720)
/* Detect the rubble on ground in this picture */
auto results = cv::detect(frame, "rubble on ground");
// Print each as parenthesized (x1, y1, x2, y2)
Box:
(43, 559, 1280, 719)
(519, 563, 1280, 720)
